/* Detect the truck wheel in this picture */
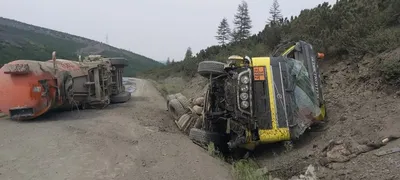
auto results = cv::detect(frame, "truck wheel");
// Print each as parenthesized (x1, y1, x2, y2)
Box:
(193, 97, 205, 106)
(189, 128, 222, 145)
(197, 61, 225, 78)
(110, 58, 128, 67)
(110, 91, 131, 103)
(166, 94, 176, 103)
(64, 75, 74, 102)
(175, 93, 191, 109)
(194, 116, 203, 129)
(192, 105, 203, 115)
(175, 113, 192, 131)
(168, 99, 187, 119)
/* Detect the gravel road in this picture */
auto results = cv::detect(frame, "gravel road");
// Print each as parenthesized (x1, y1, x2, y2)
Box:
(0, 78, 232, 180)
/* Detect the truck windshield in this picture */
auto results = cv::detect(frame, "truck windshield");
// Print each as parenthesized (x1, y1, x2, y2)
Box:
(287, 59, 321, 121)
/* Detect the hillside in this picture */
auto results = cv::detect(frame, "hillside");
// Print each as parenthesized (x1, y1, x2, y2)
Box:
(140, 0, 399, 80)
(0, 17, 163, 76)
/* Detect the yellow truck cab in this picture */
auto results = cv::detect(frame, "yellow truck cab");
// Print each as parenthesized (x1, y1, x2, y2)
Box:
(189, 41, 326, 151)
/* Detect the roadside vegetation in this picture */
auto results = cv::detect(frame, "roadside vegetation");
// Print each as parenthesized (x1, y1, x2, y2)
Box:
(140, 0, 400, 82)
(232, 159, 265, 180)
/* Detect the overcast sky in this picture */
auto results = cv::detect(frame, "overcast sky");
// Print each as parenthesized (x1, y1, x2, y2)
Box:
(0, 0, 336, 62)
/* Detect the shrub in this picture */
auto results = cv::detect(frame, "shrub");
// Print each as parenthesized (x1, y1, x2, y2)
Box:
(381, 56, 400, 85)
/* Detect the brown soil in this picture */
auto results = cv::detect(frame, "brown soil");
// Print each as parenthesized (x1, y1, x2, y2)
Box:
(180, 75, 209, 99)
(0, 78, 232, 180)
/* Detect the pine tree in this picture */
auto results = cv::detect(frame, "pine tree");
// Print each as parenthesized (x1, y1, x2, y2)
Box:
(215, 17, 231, 45)
(166, 57, 170, 65)
(269, 0, 283, 27)
(231, 29, 240, 42)
(184, 47, 193, 61)
(232, 1, 252, 42)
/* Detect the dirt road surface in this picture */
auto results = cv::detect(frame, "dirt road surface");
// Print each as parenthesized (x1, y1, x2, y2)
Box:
(0, 78, 232, 180)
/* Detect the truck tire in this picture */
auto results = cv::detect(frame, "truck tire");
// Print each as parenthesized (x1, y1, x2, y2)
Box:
(64, 75, 74, 103)
(194, 116, 203, 129)
(110, 58, 128, 67)
(189, 128, 221, 145)
(110, 91, 131, 103)
(168, 99, 187, 119)
(175, 113, 192, 131)
(175, 93, 191, 109)
(166, 94, 176, 104)
(192, 105, 203, 115)
(193, 97, 205, 106)
(197, 61, 225, 77)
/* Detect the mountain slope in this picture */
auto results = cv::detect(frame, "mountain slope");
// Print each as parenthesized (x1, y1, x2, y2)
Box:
(0, 17, 163, 76)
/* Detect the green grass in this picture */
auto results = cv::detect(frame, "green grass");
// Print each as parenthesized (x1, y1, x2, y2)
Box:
(205, 142, 269, 180)
(207, 142, 225, 160)
(381, 56, 400, 85)
(232, 159, 269, 180)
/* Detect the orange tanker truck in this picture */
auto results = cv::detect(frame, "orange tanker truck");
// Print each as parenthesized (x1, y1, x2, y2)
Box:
(0, 52, 131, 120)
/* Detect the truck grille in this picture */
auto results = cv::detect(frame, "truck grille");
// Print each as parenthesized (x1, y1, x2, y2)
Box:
(252, 61, 290, 130)
(252, 72, 272, 129)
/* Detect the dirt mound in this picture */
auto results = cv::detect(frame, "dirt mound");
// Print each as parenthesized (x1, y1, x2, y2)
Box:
(180, 75, 209, 99)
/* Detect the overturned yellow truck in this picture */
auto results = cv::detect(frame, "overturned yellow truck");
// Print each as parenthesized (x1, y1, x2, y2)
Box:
(189, 41, 326, 151)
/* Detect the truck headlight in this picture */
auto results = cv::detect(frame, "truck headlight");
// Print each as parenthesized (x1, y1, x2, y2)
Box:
(240, 93, 249, 101)
(240, 85, 249, 92)
(240, 76, 249, 84)
(241, 101, 249, 109)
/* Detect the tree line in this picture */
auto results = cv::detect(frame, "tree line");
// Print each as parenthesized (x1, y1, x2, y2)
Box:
(165, 46, 193, 65)
(215, 0, 283, 45)
(215, 1, 253, 45)
(145, 0, 399, 80)
(166, 0, 282, 64)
